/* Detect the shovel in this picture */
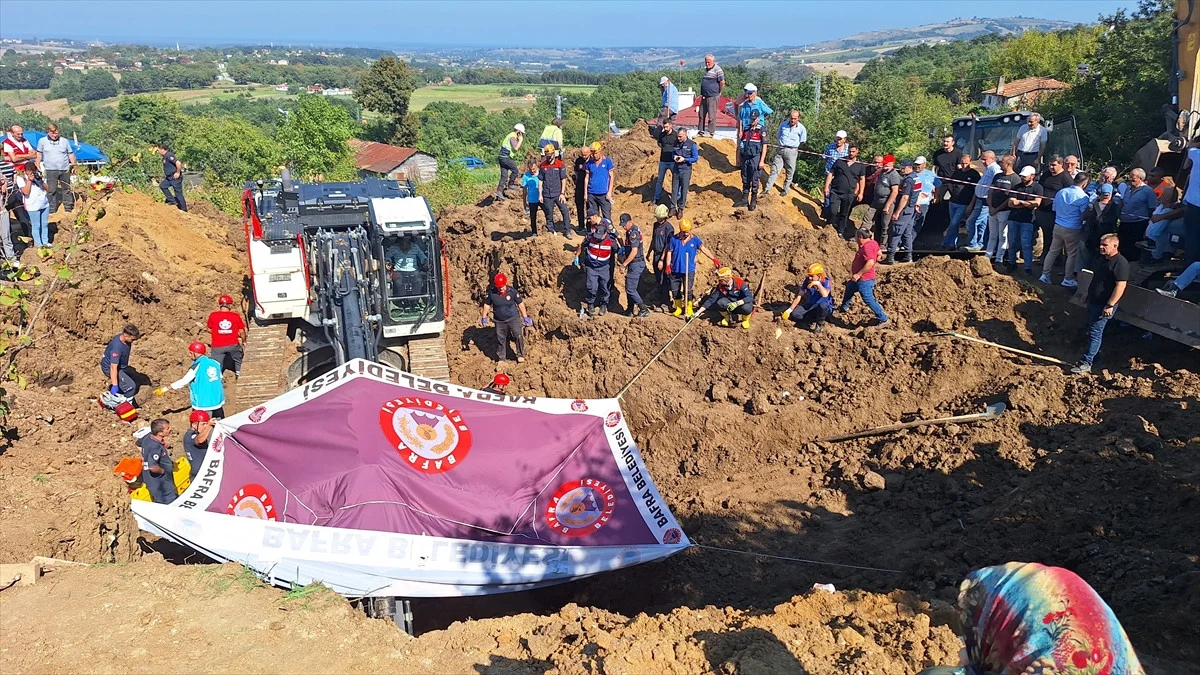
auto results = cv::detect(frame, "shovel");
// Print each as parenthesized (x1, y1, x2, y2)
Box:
(821, 402, 1007, 443)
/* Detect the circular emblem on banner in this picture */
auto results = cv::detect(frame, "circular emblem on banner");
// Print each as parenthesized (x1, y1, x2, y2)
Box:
(210, 434, 225, 454)
(546, 478, 616, 537)
(605, 411, 622, 427)
(248, 406, 267, 423)
(571, 399, 589, 413)
(379, 397, 472, 474)
(226, 483, 277, 521)
(662, 528, 683, 544)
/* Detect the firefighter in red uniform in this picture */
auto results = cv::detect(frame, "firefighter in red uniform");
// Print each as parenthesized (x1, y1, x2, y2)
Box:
(574, 216, 618, 317)
(206, 295, 246, 379)
(697, 267, 755, 328)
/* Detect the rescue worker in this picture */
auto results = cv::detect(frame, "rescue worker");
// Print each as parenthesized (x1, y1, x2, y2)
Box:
(207, 295, 246, 379)
(697, 267, 754, 328)
(886, 159, 919, 264)
(385, 234, 430, 297)
(583, 142, 615, 221)
(538, 145, 572, 237)
(617, 214, 650, 317)
(494, 123, 524, 200)
(650, 204, 676, 312)
(100, 324, 142, 401)
(183, 409, 213, 482)
(671, 126, 699, 219)
(573, 145, 593, 233)
(138, 418, 176, 504)
(155, 342, 227, 418)
(661, 219, 718, 318)
(538, 119, 563, 155)
(575, 217, 618, 317)
(739, 110, 768, 211)
(483, 372, 510, 395)
(481, 273, 532, 363)
(781, 263, 834, 332)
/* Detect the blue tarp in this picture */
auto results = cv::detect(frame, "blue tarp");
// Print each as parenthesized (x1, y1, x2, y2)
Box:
(20, 130, 109, 166)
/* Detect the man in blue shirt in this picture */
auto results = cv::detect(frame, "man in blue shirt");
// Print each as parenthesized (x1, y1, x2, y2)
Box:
(155, 342, 226, 418)
(965, 151, 1000, 251)
(659, 76, 679, 123)
(153, 142, 186, 212)
(1040, 172, 1092, 287)
(734, 84, 772, 165)
(583, 142, 615, 221)
(100, 324, 142, 401)
(912, 156, 938, 235)
(670, 127, 699, 219)
(1116, 168, 1158, 260)
(138, 419, 177, 504)
(765, 110, 807, 197)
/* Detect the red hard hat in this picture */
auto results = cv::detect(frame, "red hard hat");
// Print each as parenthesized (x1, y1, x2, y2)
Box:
(188, 341, 208, 355)
(494, 273, 507, 288)
(189, 410, 211, 423)
(492, 373, 511, 387)
(218, 294, 234, 306)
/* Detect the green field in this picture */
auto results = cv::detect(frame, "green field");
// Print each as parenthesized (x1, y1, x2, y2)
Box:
(0, 89, 51, 107)
(409, 83, 596, 113)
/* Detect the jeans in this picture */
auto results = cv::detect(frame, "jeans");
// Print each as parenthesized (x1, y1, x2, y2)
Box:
(44, 169, 74, 212)
(672, 166, 692, 211)
(624, 261, 645, 308)
(986, 210, 1010, 259)
(839, 278, 888, 321)
(574, 183, 587, 231)
(1042, 225, 1082, 280)
(496, 157, 519, 194)
(527, 201, 540, 234)
(1004, 219, 1036, 269)
(160, 177, 187, 211)
(652, 254, 672, 302)
(765, 147, 799, 194)
(1083, 301, 1115, 365)
(653, 161, 674, 202)
(0, 207, 15, 262)
(541, 195, 571, 234)
(966, 201, 987, 249)
(1174, 261, 1200, 290)
(942, 201, 968, 248)
(584, 263, 611, 307)
(794, 302, 832, 326)
(28, 206, 49, 247)
(495, 315, 525, 360)
(830, 191, 855, 234)
(1146, 217, 1185, 260)
(1186, 203, 1200, 265)
(587, 194, 612, 220)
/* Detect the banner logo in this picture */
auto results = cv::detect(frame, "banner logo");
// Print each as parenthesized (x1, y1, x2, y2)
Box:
(546, 479, 616, 537)
(662, 528, 683, 544)
(571, 399, 588, 412)
(380, 397, 472, 474)
(226, 483, 277, 521)
(211, 434, 225, 454)
(605, 411, 622, 427)
(248, 406, 266, 423)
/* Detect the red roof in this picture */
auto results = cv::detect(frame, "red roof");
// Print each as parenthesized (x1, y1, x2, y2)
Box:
(983, 76, 1070, 98)
(674, 96, 738, 129)
(348, 139, 425, 174)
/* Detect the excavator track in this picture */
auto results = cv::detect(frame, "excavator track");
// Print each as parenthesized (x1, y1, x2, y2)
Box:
(230, 323, 294, 410)
(405, 336, 451, 382)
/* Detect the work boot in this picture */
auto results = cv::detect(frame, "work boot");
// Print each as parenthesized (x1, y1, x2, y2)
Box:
(883, 254, 897, 265)
(636, 305, 651, 318)
(740, 190, 750, 207)
(748, 190, 758, 212)
(812, 321, 825, 334)
(597, 305, 607, 316)
(685, 301, 695, 318)
(585, 305, 596, 318)
(672, 300, 684, 317)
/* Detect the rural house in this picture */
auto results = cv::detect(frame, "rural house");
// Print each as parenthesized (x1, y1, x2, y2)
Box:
(981, 76, 1070, 111)
(675, 93, 738, 140)
(348, 139, 439, 183)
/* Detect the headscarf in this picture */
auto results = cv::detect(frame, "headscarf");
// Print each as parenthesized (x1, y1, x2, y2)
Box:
(957, 562, 1144, 675)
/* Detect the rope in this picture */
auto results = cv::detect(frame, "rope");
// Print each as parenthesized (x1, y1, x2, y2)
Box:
(689, 543, 904, 574)
(614, 311, 701, 399)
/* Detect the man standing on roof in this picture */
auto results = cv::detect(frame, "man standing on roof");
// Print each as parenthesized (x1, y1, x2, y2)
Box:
(494, 123, 524, 201)
(734, 84, 772, 163)
(782, 263, 834, 333)
(651, 118, 679, 206)
(207, 295, 246, 379)
(838, 227, 889, 326)
(650, 204, 675, 312)
(576, 217, 618, 317)
(573, 145, 592, 233)
(155, 342, 226, 419)
(1011, 112, 1049, 173)
(481, 273, 531, 363)
(886, 160, 919, 264)
(659, 76, 679, 123)
(100, 324, 142, 401)
(153, 142, 186, 212)
(538, 119, 563, 156)
(482, 373, 510, 395)
(183, 410, 213, 482)
(738, 110, 768, 211)
(539, 145, 572, 237)
(698, 54, 725, 138)
(697, 266, 754, 328)
(583, 142, 615, 221)
(869, 154, 900, 244)
(825, 143, 866, 238)
(765, 110, 807, 197)
(138, 419, 177, 505)
(617, 213, 650, 318)
(36, 123, 76, 214)
(662, 218, 718, 318)
(671, 127, 699, 219)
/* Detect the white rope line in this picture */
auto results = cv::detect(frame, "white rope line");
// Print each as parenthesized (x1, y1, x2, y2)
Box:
(615, 312, 702, 399)
(690, 543, 904, 573)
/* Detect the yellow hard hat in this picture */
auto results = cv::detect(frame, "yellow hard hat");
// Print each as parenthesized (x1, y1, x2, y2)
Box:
(590, 141, 603, 152)
(716, 266, 733, 278)
(654, 204, 670, 218)
(679, 218, 693, 232)
(543, 143, 556, 154)
(807, 263, 825, 277)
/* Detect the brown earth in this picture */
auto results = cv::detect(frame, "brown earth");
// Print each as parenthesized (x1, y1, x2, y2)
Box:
(1, 124, 1198, 673)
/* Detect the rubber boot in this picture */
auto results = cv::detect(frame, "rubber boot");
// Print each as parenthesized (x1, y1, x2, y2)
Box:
(740, 314, 751, 329)
(719, 311, 731, 327)
(748, 189, 758, 212)
(672, 300, 684, 317)
(685, 301, 695, 318)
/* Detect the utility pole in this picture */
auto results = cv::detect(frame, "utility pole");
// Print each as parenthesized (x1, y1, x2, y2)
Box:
(813, 73, 822, 119)
(556, 95, 563, 120)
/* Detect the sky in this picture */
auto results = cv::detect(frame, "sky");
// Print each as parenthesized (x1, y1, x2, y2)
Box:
(0, 0, 1135, 49)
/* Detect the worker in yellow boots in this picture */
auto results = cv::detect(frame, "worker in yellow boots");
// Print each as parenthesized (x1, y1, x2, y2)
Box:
(697, 266, 754, 328)
(660, 218, 718, 318)
(782, 263, 834, 332)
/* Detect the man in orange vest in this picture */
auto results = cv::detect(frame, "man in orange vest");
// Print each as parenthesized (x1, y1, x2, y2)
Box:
(696, 267, 754, 328)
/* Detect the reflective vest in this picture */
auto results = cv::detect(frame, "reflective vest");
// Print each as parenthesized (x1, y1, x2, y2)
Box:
(584, 233, 616, 266)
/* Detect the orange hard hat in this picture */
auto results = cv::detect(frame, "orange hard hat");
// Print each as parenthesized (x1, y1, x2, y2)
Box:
(113, 457, 143, 483)
(807, 263, 825, 277)
(493, 373, 511, 387)
(679, 218, 693, 232)
(494, 273, 508, 288)
(189, 410, 211, 423)
(188, 341, 207, 355)
(218, 294, 234, 306)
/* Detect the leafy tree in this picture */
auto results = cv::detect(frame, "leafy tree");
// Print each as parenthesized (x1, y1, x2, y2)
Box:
(990, 27, 1103, 83)
(0, 65, 54, 89)
(277, 93, 357, 180)
(79, 70, 119, 101)
(355, 56, 419, 145)
(177, 116, 281, 185)
(48, 72, 83, 101)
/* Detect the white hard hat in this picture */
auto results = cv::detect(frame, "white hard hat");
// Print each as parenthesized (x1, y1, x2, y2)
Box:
(659, 76, 670, 85)
(914, 155, 927, 165)
(514, 123, 525, 133)
(744, 83, 757, 92)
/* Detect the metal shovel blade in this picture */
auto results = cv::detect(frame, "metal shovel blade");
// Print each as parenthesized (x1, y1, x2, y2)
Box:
(983, 402, 1007, 418)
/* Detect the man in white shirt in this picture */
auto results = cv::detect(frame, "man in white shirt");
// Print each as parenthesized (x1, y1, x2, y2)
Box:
(1011, 113, 1049, 173)
(1181, 137, 1200, 265)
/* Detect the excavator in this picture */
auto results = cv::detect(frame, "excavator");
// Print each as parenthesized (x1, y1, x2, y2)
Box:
(241, 176, 452, 388)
